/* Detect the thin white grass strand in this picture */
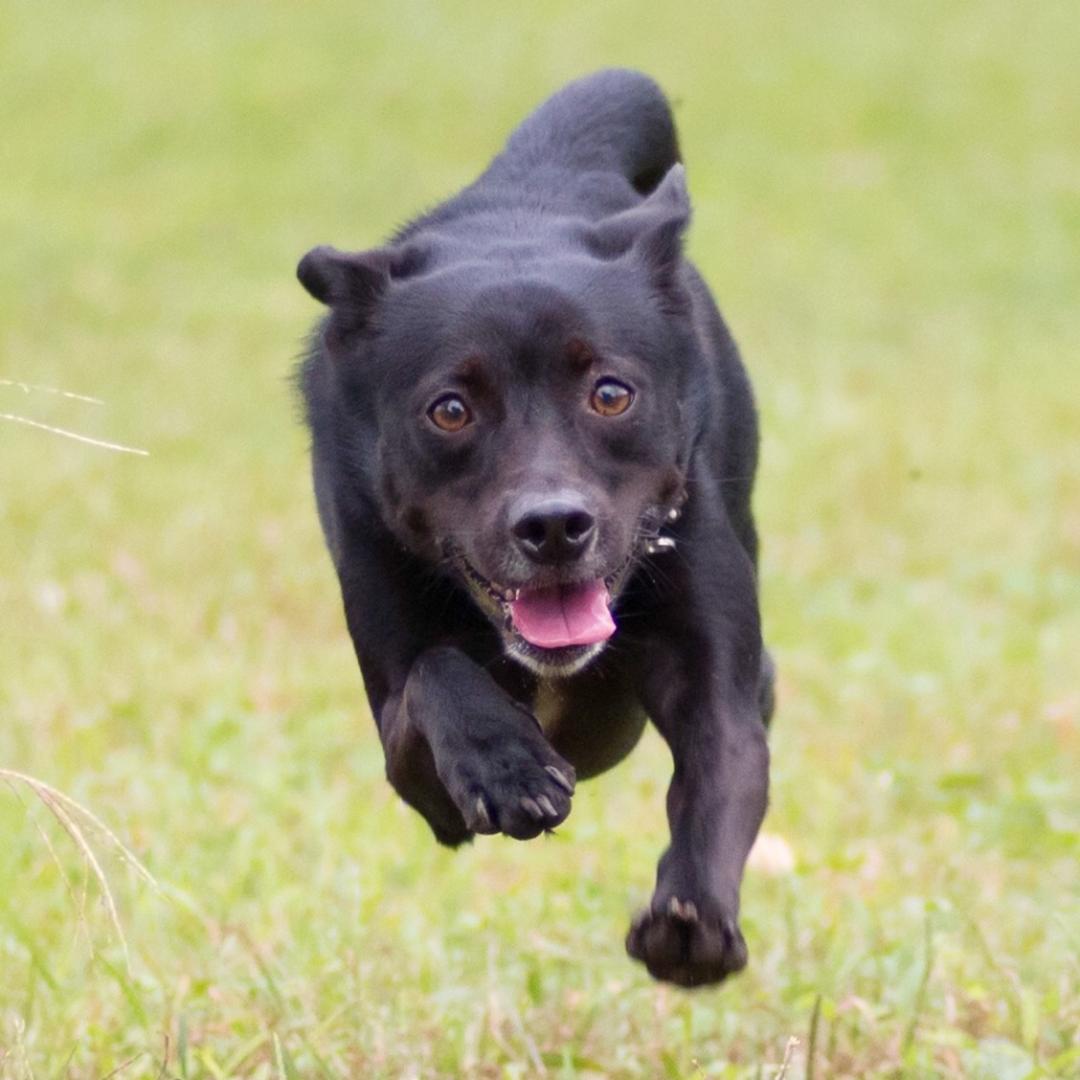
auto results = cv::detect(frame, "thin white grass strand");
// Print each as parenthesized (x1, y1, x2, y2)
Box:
(0, 412, 149, 456)
(0, 378, 105, 404)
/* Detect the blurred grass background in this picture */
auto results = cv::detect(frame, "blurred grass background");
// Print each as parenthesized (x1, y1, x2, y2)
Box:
(1, 1, 1077, 1076)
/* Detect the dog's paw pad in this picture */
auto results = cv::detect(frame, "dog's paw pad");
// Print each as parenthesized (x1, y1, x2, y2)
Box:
(626, 902, 747, 988)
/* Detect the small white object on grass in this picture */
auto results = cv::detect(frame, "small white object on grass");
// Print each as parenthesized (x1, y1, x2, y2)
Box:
(747, 831, 796, 876)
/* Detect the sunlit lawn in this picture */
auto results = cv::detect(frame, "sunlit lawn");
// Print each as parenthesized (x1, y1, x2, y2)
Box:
(1, 1, 1077, 1076)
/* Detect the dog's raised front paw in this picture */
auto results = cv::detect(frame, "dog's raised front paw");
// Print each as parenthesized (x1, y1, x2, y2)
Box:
(626, 897, 748, 987)
(443, 736, 576, 841)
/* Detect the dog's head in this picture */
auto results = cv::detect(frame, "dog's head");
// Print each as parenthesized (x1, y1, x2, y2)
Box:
(299, 165, 698, 676)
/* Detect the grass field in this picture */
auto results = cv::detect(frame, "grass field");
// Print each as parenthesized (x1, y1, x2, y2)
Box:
(1, 1, 1078, 1076)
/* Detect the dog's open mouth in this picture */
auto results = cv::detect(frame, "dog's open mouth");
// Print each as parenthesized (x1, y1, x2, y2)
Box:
(450, 549, 630, 674)
(509, 580, 615, 649)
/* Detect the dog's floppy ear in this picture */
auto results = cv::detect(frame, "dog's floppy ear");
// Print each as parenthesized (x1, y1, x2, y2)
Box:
(585, 164, 690, 294)
(298, 243, 431, 343)
(297, 246, 390, 309)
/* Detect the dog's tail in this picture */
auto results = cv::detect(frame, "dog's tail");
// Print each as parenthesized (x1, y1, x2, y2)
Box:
(491, 69, 680, 193)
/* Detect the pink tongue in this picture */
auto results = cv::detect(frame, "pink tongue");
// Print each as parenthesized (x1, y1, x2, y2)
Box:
(509, 579, 615, 649)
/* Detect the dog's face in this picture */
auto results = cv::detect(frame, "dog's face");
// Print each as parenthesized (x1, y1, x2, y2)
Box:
(300, 167, 695, 676)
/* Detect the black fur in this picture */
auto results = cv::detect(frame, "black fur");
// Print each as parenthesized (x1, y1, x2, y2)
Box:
(296, 69, 773, 987)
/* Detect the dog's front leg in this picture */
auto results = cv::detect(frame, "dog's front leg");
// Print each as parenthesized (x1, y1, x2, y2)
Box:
(381, 646, 576, 845)
(626, 542, 770, 987)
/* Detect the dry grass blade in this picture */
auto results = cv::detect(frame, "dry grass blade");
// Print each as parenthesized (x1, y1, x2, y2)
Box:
(775, 1036, 800, 1080)
(32, 786, 132, 971)
(0, 769, 161, 973)
(0, 377, 105, 404)
(2, 778, 93, 954)
(0, 413, 149, 455)
(99, 1050, 148, 1079)
(0, 769, 158, 889)
(17, 772, 159, 889)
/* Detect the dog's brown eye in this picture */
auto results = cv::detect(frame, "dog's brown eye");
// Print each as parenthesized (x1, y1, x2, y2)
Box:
(428, 394, 473, 432)
(590, 378, 634, 417)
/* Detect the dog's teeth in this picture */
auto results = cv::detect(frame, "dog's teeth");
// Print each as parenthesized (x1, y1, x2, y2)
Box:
(544, 765, 575, 793)
(650, 536, 676, 553)
(667, 508, 680, 522)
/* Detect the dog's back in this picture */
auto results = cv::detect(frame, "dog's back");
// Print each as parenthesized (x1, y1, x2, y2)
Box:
(400, 70, 681, 237)
(491, 69, 680, 192)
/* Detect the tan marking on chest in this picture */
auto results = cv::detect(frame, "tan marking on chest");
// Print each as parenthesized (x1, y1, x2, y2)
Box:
(533, 681, 563, 736)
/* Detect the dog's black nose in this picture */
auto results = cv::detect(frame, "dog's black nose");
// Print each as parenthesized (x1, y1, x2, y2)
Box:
(511, 495, 596, 565)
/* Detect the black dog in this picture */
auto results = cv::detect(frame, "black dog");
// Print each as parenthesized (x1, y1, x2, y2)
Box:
(296, 70, 774, 987)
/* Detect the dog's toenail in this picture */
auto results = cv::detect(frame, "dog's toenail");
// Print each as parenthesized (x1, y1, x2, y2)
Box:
(667, 897, 698, 921)
(544, 765, 574, 793)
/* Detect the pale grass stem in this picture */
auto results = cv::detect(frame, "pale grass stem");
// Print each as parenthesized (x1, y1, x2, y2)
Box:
(98, 1050, 148, 1079)
(0, 413, 149, 456)
(1, 377, 148, 455)
(0, 768, 160, 974)
(0, 377, 105, 404)
(775, 1036, 800, 1080)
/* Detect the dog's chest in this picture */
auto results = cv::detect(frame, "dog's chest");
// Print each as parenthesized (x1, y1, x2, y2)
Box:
(533, 680, 563, 736)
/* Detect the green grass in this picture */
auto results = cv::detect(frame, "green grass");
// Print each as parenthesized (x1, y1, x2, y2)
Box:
(1, 1, 1077, 1075)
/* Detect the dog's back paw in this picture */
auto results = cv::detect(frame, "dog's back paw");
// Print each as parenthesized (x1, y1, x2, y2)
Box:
(626, 898, 748, 988)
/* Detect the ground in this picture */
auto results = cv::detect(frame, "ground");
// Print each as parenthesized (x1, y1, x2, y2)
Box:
(0, 1, 1077, 1076)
